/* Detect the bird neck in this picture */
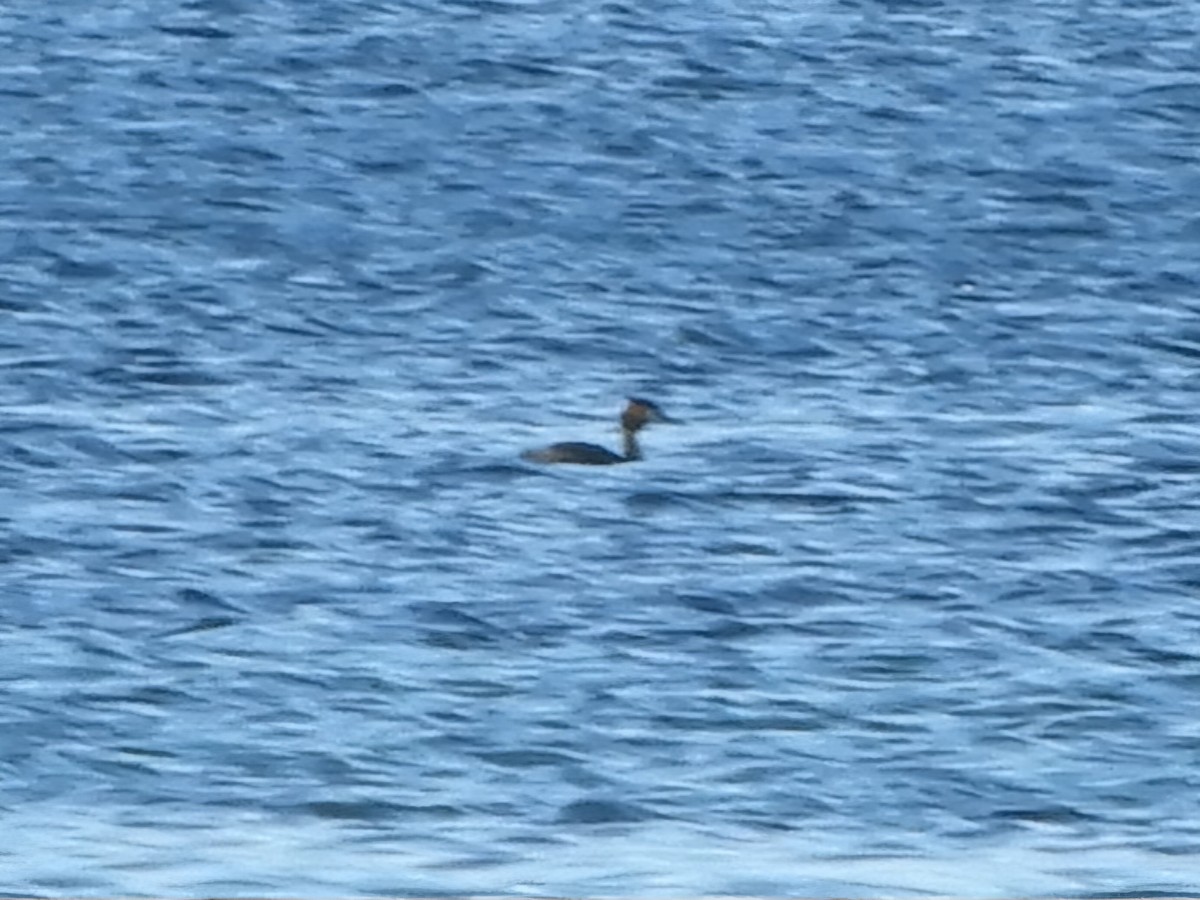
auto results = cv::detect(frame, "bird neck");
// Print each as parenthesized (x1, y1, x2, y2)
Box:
(622, 427, 642, 461)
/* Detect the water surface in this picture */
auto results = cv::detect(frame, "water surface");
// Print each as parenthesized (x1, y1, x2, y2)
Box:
(2, 0, 1200, 896)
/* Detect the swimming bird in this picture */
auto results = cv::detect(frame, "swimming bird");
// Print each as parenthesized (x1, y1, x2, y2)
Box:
(521, 398, 675, 465)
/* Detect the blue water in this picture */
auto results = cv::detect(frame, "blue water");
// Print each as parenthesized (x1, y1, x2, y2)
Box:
(2, 0, 1200, 895)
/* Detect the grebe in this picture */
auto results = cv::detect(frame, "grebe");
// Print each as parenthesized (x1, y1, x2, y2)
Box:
(521, 398, 675, 465)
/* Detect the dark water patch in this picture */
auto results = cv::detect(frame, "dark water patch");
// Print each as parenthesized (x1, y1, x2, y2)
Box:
(306, 800, 464, 823)
(556, 798, 656, 825)
(476, 749, 578, 768)
(159, 616, 241, 639)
